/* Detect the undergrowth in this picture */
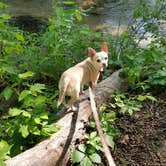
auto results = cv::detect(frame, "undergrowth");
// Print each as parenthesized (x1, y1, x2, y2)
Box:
(0, 0, 165, 165)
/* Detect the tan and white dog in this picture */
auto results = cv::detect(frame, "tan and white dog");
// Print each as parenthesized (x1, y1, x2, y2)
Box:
(57, 43, 108, 111)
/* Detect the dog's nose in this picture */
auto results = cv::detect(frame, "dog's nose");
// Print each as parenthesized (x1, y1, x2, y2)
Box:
(102, 63, 106, 68)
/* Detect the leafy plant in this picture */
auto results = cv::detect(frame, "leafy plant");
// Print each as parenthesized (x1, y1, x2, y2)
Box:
(110, 92, 156, 115)
(148, 67, 166, 86)
(71, 110, 119, 165)
(0, 83, 59, 156)
(15, 4, 103, 83)
(71, 132, 102, 166)
(0, 140, 10, 166)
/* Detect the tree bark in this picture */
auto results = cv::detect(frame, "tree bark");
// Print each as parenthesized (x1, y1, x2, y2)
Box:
(5, 70, 127, 166)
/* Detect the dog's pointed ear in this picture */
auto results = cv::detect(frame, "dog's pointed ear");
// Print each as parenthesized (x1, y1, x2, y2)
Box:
(88, 47, 96, 57)
(101, 42, 108, 53)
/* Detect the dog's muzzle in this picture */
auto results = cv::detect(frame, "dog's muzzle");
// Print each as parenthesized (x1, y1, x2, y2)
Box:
(102, 63, 107, 68)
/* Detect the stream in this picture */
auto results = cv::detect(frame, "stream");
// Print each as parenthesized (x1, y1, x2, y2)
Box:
(1, 0, 137, 34)
(1, 0, 166, 40)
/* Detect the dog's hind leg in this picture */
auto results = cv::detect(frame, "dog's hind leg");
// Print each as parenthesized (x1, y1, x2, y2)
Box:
(57, 88, 67, 108)
(68, 92, 79, 111)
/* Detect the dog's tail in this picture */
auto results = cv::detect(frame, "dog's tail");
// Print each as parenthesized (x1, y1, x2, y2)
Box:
(57, 77, 70, 108)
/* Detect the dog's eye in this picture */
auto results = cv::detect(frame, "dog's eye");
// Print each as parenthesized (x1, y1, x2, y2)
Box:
(105, 57, 108, 60)
(97, 59, 101, 63)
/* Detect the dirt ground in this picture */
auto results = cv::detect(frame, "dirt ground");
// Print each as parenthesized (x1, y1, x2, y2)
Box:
(113, 94, 166, 166)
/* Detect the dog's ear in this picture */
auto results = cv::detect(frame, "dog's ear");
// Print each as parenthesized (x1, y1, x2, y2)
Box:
(101, 42, 108, 53)
(88, 47, 96, 57)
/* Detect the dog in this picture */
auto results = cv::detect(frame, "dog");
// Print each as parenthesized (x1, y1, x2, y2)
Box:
(57, 43, 108, 111)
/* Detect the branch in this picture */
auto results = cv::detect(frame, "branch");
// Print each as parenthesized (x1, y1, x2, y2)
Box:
(89, 87, 116, 166)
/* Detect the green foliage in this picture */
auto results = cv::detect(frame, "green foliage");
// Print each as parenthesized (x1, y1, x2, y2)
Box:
(71, 132, 102, 166)
(110, 92, 156, 115)
(110, 92, 142, 115)
(15, 5, 102, 82)
(0, 83, 59, 156)
(0, 1, 103, 159)
(0, 140, 10, 166)
(105, 0, 166, 90)
(71, 110, 119, 165)
(148, 67, 166, 86)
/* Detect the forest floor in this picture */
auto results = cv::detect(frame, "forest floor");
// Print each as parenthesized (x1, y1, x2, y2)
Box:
(113, 93, 166, 166)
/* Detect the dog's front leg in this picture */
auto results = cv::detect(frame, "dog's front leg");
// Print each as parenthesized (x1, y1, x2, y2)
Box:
(89, 81, 96, 89)
(80, 85, 84, 94)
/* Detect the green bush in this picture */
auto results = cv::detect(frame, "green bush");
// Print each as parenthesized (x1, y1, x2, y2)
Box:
(105, 0, 166, 90)
(0, 83, 59, 156)
(14, 6, 103, 83)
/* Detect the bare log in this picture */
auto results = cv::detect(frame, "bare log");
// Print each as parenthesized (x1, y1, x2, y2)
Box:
(5, 70, 127, 166)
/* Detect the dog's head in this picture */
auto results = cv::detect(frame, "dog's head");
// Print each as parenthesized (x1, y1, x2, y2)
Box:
(88, 43, 108, 71)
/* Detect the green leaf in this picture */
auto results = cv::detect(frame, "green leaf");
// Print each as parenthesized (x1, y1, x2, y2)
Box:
(137, 95, 147, 101)
(90, 132, 97, 139)
(34, 95, 47, 107)
(30, 84, 45, 93)
(39, 113, 48, 120)
(0, 2, 7, 9)
(63, 1, 75, 5)
(9, 108, 23, 117)
(146, 95, 157, 101)
(116, 102, 125, 107)
(71, 150, 85, 163)
(34, 118, 41, 124)
(22, 111, 31, 118)
(19, 90, 30, 101)
(137, 95, 156, 102)
(78, 144, 86, 153)
(106, 112, 116, 121)
(0, 140, 10, 155)
(5, 46, 14, 54)
(75, 11, 82, 21)
(80, 156, 92, 166)
(106, 135, 115, 149)
(41, 124, 59, 136)
(0, 160, 5, 166)
(99, 104, 107, 112)
(18, 71, 34, 79)
(15, 33, 24, 42)
(29, 126, 41, 135)
(2, 86, 13, 100)
(19, 125, 29, 138)
(90, 153, 101, 164)
(120, 106, 128, 114)
(0, 14, 10, 20)
(128, 108, 133, 116)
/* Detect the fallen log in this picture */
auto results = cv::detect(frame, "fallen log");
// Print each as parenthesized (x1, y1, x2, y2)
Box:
(5, 70, 127, 166)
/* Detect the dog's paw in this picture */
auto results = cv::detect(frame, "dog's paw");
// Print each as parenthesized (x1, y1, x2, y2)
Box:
(67, 106, 78, 112)
(80, 91, 85, 95)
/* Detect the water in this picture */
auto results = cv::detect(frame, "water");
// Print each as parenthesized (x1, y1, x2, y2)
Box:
(2, 0, 53, 18)
(1, 0, 136, 34)
(1, 0, 166, 37)
(82, 0, 135, 35)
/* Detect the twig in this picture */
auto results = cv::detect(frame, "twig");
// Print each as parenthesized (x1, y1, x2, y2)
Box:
(89, 87, 116, 166)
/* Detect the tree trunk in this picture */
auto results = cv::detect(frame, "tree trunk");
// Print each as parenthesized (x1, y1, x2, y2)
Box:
(5, 70, 127, 166)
